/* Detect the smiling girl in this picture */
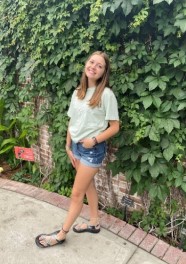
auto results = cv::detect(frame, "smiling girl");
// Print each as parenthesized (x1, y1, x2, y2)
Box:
(35, 51, 119, 248)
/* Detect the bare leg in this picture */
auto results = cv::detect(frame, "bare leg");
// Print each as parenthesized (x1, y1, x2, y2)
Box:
(62, 163, 99, 231)
(86, 180, 99, 225)
(74, 159, 99, 224)
(39, 162, 99, 246)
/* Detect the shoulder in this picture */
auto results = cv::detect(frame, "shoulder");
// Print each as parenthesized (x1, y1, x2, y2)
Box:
(102, 87, 116, 98)
(71, 88, 79, 97)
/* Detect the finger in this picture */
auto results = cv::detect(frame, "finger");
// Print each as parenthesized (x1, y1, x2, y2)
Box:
(71, 156, 76, 168)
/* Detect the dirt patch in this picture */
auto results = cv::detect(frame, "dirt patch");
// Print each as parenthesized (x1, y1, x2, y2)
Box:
(0, 161, 20, 180)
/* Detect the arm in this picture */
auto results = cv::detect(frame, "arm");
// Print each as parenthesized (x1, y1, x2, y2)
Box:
(66, 123, 76, 168)
(66, 126, 72, 151)
(81, 120, 120, 148)
(96, 120, 119, 143)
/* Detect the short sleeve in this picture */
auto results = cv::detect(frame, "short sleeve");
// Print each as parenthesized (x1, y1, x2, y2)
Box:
(67, 90, 77, 118)
(102, 88, 119, 121)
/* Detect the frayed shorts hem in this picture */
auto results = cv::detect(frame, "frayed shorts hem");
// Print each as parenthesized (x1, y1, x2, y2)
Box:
(73, 154, 102, 168)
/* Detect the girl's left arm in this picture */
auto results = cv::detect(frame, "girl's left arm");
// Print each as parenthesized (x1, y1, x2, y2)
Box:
(96, 120, 120, 143)
(80, 120, 119, 148)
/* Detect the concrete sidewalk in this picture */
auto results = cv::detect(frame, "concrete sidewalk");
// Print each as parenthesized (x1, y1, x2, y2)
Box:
(0, 178, 185, 264)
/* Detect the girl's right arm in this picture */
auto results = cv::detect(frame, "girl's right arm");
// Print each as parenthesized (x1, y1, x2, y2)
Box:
(66, 123, 76, 168)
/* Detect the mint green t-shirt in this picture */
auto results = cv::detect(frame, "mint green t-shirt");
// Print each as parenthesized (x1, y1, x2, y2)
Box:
(67, 87, 119, 143)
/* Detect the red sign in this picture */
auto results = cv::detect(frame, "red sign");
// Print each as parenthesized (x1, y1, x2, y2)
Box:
(14, 146, 35, 161)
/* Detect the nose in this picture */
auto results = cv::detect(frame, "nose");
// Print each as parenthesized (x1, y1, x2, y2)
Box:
(91, 63, 96, 69)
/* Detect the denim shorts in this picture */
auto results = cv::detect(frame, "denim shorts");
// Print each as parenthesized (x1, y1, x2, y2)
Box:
(71, 141, 106, 168)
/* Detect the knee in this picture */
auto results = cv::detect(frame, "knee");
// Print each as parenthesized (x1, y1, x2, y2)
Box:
(71, 189, 84, 203)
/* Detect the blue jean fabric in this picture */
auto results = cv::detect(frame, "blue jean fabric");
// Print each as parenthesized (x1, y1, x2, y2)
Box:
(71, 141, 106, 168)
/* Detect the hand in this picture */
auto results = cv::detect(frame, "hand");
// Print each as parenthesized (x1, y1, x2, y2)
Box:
(79, 138, 95, 148)
(66, 149, 76, 168)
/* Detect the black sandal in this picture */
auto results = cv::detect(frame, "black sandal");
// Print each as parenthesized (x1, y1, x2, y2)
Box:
(35, 227, 68, 248)
(73, 223, 100, 234)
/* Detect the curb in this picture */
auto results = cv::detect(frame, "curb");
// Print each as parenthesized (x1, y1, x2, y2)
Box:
(0, 178, 185, 264)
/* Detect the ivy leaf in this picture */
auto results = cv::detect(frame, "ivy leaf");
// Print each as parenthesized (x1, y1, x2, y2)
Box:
(161, 138, 169, 149)
(178, 102, 186, 111)
(133, 169, 141, 183)
(144, 76, 155, 83)
(153, 0, 164, 4)
(181, 183, 186, 193)
(102, 3, 111, 15)
(149, 164, 160, 178)
(111, 21, 120, 36)
(172, 88, 186, 100)
(161, 101, 172, 112)
(141, 153, 149, 162)
(158, 79, 167, 90)
(153, 0, 173, 4)
(163, 144, 174, 161)
(142, 95, 153, 109)
(121, 0, 133, 16)
(149, 79, 158, 90)
(131, 0, 143, 4)
(140, 163, 149, 173)
(152, 95, 162, 108)
(157, 185, 168, 201)
(171, 119, 180, 129)
(175, 70, 184, 82)
(149, 126, 160, 142)
(175, 177, 183, 187)
(131, 151, 139, 161)
(163, 119, 174, 134)
(148, 154, 155, 166)
(149, 185, 158, 198)
(174, 19, 186, 33)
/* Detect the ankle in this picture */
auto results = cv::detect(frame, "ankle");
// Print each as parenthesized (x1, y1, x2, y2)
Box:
(58, 226, 69, 238)
(62, 226, 69, 234)
(90, 217, 100, 226)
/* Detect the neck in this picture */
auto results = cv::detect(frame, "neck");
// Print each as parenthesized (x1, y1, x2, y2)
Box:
(88, 79, 96, 88)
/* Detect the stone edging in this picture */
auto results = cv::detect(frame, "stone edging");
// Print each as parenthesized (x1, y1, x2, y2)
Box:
(0, 178, 185, 264)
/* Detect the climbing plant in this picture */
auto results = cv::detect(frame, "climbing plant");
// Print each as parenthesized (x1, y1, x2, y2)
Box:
(0, 0, 186, 199)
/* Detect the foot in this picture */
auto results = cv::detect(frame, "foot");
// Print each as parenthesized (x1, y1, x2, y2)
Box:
(73, 222, 100, 233)
(35, 227, 68, 248)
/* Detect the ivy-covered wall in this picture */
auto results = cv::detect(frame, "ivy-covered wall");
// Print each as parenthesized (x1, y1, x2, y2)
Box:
(0, 0, 186, 202)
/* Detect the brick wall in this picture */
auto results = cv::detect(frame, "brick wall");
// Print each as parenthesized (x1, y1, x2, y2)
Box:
(32, 125, 53, 177)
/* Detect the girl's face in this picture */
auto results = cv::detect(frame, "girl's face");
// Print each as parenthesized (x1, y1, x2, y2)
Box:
(85, 54, 106, 85)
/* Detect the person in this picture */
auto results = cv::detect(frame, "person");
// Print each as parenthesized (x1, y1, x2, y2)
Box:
(35, 51, 120, 248)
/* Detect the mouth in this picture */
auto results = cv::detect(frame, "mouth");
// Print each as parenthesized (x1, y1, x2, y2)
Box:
(88, 68, 96, 75)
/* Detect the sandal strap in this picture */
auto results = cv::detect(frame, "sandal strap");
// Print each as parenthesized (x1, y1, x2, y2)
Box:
(88, 224, 100, 230)
(90, 217, 100, 221)
(46, 234, 57, 246)
(61, 226, 69, 234)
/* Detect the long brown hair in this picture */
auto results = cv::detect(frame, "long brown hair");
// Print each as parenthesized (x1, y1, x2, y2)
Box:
(77, 51, 110, 107)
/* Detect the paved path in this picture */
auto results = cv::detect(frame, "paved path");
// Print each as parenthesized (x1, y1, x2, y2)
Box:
(0, 178, 185, 264)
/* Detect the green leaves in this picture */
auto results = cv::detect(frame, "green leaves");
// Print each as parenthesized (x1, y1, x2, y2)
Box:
(102, 0, 143, 16)
(142, 95, 162, 109)
(174, 8, 186, 33)
(149, 184, 168, 201)
(153, 0, 174, 4)
(163, 144, 175, 161)
(142, 95, 152, 109)
(144, 75, 169, 91)
(169, 51, 186, 67)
